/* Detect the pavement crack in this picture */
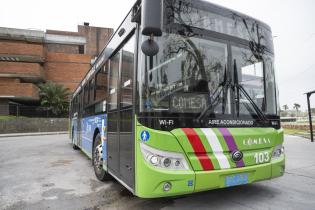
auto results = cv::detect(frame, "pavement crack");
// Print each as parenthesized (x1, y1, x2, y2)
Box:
(285, 171, 315, 180)
(288, 164, 315, 171)
(229, 199, 258, 210)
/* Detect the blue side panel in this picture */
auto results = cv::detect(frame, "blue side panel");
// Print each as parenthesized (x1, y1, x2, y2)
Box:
(81, 114, 107, 159)
(101, 117, 107, 163)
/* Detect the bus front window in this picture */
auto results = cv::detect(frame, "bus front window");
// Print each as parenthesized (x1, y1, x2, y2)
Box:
(232, 46, 277, 117)
(138, 33, 278, 120)
(137, 0, 278, 124)
(139, 34, 230, 115)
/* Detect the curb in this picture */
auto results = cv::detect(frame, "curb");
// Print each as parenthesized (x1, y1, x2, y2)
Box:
(0, 131, 69, 138)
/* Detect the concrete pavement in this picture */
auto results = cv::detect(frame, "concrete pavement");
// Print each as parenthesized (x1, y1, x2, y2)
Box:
(0, 134, 315, 210)
(0, 131, 68, 138)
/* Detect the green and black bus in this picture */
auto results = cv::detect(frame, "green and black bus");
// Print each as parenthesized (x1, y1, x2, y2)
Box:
(70, 0, 285, 198)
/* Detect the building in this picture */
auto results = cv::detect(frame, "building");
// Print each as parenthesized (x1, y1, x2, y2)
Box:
(0, 23, 113, 115)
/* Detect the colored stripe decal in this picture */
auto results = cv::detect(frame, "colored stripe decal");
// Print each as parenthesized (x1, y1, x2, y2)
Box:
(218, 128, 245, 168)
(182, 128, 214, 171)
(200, 128, 230, 169)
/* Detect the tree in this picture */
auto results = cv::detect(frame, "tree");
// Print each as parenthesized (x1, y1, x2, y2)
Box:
(281, 104, 289, 117)
(283, 104, 289, 111)
(39, 82, 71, 116)
(293, 103, 301, 117)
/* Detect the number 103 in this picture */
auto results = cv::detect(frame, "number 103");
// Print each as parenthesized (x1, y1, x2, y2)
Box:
(254, 152, 270, 164)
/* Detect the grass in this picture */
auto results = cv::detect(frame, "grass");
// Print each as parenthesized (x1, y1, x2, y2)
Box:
(284, 128, 307, 135)
(0, 116, 27, 121)
(284, 128, 311, 139)
(295, 121, 315, 125)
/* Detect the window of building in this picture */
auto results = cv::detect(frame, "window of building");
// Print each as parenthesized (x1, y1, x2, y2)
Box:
(79, 45, 85, 54)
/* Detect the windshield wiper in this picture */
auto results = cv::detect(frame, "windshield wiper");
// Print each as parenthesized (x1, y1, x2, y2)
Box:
(233, 59, 267, 122)
(196, 68, 230, 122)
(196, 64, 268, 124)
(235, 84, 267, 121)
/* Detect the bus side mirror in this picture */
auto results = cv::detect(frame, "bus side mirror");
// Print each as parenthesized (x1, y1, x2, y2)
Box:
(141, 37, 159, 57)
(141, 0, 162, 37)
(141, 0, 162, 56)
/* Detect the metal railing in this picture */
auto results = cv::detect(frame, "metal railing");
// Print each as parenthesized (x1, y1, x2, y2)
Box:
(0, 104, 68, 118)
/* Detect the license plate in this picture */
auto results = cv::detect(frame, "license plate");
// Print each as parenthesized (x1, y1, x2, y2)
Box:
(225, 173, 249, 187)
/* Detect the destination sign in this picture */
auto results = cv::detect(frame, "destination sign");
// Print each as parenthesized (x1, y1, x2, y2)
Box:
(170, 93, 208, 113)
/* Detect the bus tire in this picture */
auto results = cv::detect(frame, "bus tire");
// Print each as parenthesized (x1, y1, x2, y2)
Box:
(93, 133, 111, 181)
(72, 129, 79, 150)
(72, 144, 79, 150)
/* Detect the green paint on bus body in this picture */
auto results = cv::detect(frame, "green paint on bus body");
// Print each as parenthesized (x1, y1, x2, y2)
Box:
(135, 124, 195, 197)
(134, 120, 285, 198)
(171, 128, 203, 171)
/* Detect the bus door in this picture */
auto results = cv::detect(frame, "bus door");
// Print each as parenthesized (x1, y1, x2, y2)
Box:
(107, 34, 135, 189)
(78, 90, 83, 148)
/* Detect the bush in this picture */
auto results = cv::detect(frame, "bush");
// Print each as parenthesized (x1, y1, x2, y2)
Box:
(39, 82, 71, 116)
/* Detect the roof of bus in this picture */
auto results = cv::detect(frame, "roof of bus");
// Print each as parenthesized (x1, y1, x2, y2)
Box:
(71, 8, 134, 100)
(194, 0, 271, 31)
(71, 0, 272, 101)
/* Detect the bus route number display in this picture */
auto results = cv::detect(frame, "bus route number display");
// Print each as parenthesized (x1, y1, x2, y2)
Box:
(170, 93, 207, 113)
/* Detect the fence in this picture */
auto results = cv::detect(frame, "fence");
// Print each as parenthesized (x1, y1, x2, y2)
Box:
(0, 118, 69, 134)
(0, 104, 68, 118)
(0, 104, 69, 134)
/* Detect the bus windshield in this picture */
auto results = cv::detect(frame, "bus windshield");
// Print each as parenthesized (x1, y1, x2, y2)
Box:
(138, 0, 278, 122)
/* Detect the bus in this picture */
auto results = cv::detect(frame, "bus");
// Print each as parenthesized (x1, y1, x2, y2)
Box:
(70, 0, 285, 198)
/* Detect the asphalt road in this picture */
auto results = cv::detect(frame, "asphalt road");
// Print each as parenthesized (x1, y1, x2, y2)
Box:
(0, 134, 315, 210)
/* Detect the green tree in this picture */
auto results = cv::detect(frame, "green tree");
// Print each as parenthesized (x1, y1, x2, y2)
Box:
(39, 82, 71, 116)
(293, 103, 301, 117)
(283, 104, 289, 111)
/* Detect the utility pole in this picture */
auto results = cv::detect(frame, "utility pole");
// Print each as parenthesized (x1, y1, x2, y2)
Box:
(306, 91, 315, 142)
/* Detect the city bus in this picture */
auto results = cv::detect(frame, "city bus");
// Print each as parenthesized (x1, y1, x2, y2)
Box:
(70, 0, 285, 198)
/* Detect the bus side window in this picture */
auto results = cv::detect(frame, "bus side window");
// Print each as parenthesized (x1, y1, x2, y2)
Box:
(74, 96, 78, 114)
(121, 35, 135, 109)
(89, 78, 95, 105)
(108, 52, 121, 111)
(79, 91, 83, 113)
(120, 34, 135, 133)
(95, 62, 109, 102)
(84, 84, 89, 108)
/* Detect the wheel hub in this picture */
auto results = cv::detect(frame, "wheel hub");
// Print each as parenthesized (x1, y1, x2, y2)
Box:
(94, 144, 103, 169)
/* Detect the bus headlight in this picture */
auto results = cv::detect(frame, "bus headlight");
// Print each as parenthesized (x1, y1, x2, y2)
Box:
(140, 143, 189, 170)
(272, 145, 284, 159)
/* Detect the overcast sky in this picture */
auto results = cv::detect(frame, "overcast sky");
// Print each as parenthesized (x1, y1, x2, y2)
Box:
(1, 0, 315, 110)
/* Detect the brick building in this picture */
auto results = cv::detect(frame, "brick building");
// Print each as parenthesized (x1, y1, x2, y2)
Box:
(0, 24, 113, 115)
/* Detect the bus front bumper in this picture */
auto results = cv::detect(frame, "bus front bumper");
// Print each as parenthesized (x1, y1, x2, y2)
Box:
(136, 155, 285, 198)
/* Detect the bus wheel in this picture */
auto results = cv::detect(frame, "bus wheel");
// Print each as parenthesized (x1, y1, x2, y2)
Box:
(93, 133, 111, 181)
(72, 144, 79, 150)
